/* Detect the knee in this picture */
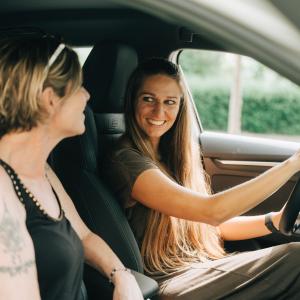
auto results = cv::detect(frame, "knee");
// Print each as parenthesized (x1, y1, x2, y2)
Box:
(278, 242, 300, 259)
(287, 242, 300, 255)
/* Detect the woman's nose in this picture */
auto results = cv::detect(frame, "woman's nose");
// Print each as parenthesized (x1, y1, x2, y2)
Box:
(83, 87, 90, 102)
(152, 102, 165, 117)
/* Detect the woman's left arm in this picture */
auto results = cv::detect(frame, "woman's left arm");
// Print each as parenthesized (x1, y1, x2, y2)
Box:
(46, 165, 143, 300)
(219, 211, 281, 241)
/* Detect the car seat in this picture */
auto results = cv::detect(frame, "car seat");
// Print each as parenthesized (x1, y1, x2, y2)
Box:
(52, 42, 158, 300)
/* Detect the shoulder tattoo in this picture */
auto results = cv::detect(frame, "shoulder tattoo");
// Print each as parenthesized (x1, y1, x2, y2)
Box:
(0, 200, 35, 276)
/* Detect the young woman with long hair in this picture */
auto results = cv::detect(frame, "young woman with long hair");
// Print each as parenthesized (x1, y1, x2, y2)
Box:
(104, 58, 300, 299)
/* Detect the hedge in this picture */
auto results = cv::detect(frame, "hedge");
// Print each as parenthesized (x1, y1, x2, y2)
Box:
(190, 82, 300, 134)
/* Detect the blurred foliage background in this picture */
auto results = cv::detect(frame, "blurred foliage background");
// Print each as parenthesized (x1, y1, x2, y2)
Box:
(179, 50, 300, 135)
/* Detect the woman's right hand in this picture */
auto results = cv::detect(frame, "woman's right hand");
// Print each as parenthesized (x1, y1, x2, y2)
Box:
(112, 271, 144, 300)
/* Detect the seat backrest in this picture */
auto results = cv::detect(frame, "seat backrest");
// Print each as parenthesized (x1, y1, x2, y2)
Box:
(52, 42, 141, 298)
(83, 42, 137, 162)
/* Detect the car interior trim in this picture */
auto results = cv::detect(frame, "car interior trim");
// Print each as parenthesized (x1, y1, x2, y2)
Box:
(215, 159, 279, 167)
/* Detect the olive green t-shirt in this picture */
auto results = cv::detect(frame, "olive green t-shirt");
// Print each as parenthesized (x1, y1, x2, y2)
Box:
(104, 146, 158, 247)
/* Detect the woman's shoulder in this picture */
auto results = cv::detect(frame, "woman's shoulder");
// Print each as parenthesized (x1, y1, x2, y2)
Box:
(114, 146, 144, 161)
(0, 167, 26, 219)
(0, 166, 12, 194)
(105, 136, 158, 180)
(112, 136, 150, 162)
(0, 168, 5, 208)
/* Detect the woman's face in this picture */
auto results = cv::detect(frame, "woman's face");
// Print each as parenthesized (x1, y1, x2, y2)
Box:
(52, 85, 90, 138)
(135, 74, 182, 146)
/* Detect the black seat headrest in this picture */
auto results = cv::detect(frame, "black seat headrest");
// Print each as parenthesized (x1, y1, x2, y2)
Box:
(83, 42, 138, 113)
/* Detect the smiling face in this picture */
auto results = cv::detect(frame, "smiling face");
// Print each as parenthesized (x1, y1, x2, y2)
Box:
(135, 74, 182, 149)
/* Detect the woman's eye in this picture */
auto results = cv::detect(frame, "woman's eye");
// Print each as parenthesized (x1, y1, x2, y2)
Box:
(143, 96, 154, 102)
(165, 99, 176, 105)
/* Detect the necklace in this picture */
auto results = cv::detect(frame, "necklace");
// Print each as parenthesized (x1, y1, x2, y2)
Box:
(0, 158, 64, 222)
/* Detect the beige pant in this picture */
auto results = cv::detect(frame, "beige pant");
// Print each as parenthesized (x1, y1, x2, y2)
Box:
(158, 242, 300, 300)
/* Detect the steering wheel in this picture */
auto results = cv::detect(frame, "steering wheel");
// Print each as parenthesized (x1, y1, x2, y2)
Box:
(279, 177, 300, 236)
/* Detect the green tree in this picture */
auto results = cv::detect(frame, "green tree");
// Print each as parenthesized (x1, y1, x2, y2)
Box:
(180, 50, 222, 76)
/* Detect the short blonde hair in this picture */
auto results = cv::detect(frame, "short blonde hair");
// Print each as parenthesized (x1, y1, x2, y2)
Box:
(0, 35, 82, 138)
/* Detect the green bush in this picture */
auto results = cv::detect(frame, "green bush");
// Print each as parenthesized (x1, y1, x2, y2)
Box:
(193, 87, 229, 131)
(190, 81, 300, 134)
(242, 89, 300, 134)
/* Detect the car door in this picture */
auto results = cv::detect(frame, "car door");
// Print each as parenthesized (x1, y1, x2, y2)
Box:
(201, 132, 300, 246)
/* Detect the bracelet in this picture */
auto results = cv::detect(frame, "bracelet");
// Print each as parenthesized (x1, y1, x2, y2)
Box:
(265, 212, 280, 233)
(109, 267, 131, 284)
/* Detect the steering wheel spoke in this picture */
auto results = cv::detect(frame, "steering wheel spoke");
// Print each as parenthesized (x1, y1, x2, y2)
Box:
(292, 214, 300, 236)
(279, 178, 300, 236)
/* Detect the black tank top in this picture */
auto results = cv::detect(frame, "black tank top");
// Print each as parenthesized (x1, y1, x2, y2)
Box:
(0, 159, 84, 300)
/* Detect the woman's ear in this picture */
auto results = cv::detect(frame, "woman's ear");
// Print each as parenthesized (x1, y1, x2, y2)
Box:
(40, 87, 60, 115)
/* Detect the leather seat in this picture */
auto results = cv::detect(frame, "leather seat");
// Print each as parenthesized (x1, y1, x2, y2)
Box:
(80, 281, 88, 300)
(52, 42, 158, 300)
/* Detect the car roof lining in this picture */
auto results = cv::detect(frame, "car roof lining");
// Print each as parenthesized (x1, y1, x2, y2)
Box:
(0, 1, 299, 86)
(0, 0, 123, 13)
(0, 7, 224, 51)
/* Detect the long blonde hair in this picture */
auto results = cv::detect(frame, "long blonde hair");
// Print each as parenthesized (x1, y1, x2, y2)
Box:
(124, 58, 226, 275)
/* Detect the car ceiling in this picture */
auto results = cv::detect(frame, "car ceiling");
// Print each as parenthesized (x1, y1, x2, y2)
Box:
(0, 0, 221, 57)
(0, 0, 121, 12)
(0, 0, 299, 48)
(0, 0, 299, 85)
(271, 0, 300, 30)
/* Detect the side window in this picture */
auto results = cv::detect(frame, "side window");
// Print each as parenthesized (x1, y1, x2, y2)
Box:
(179, 50, 300, 141)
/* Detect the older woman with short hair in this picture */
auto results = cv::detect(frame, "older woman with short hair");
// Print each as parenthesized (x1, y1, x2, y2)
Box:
(0, 33, 143, 300)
